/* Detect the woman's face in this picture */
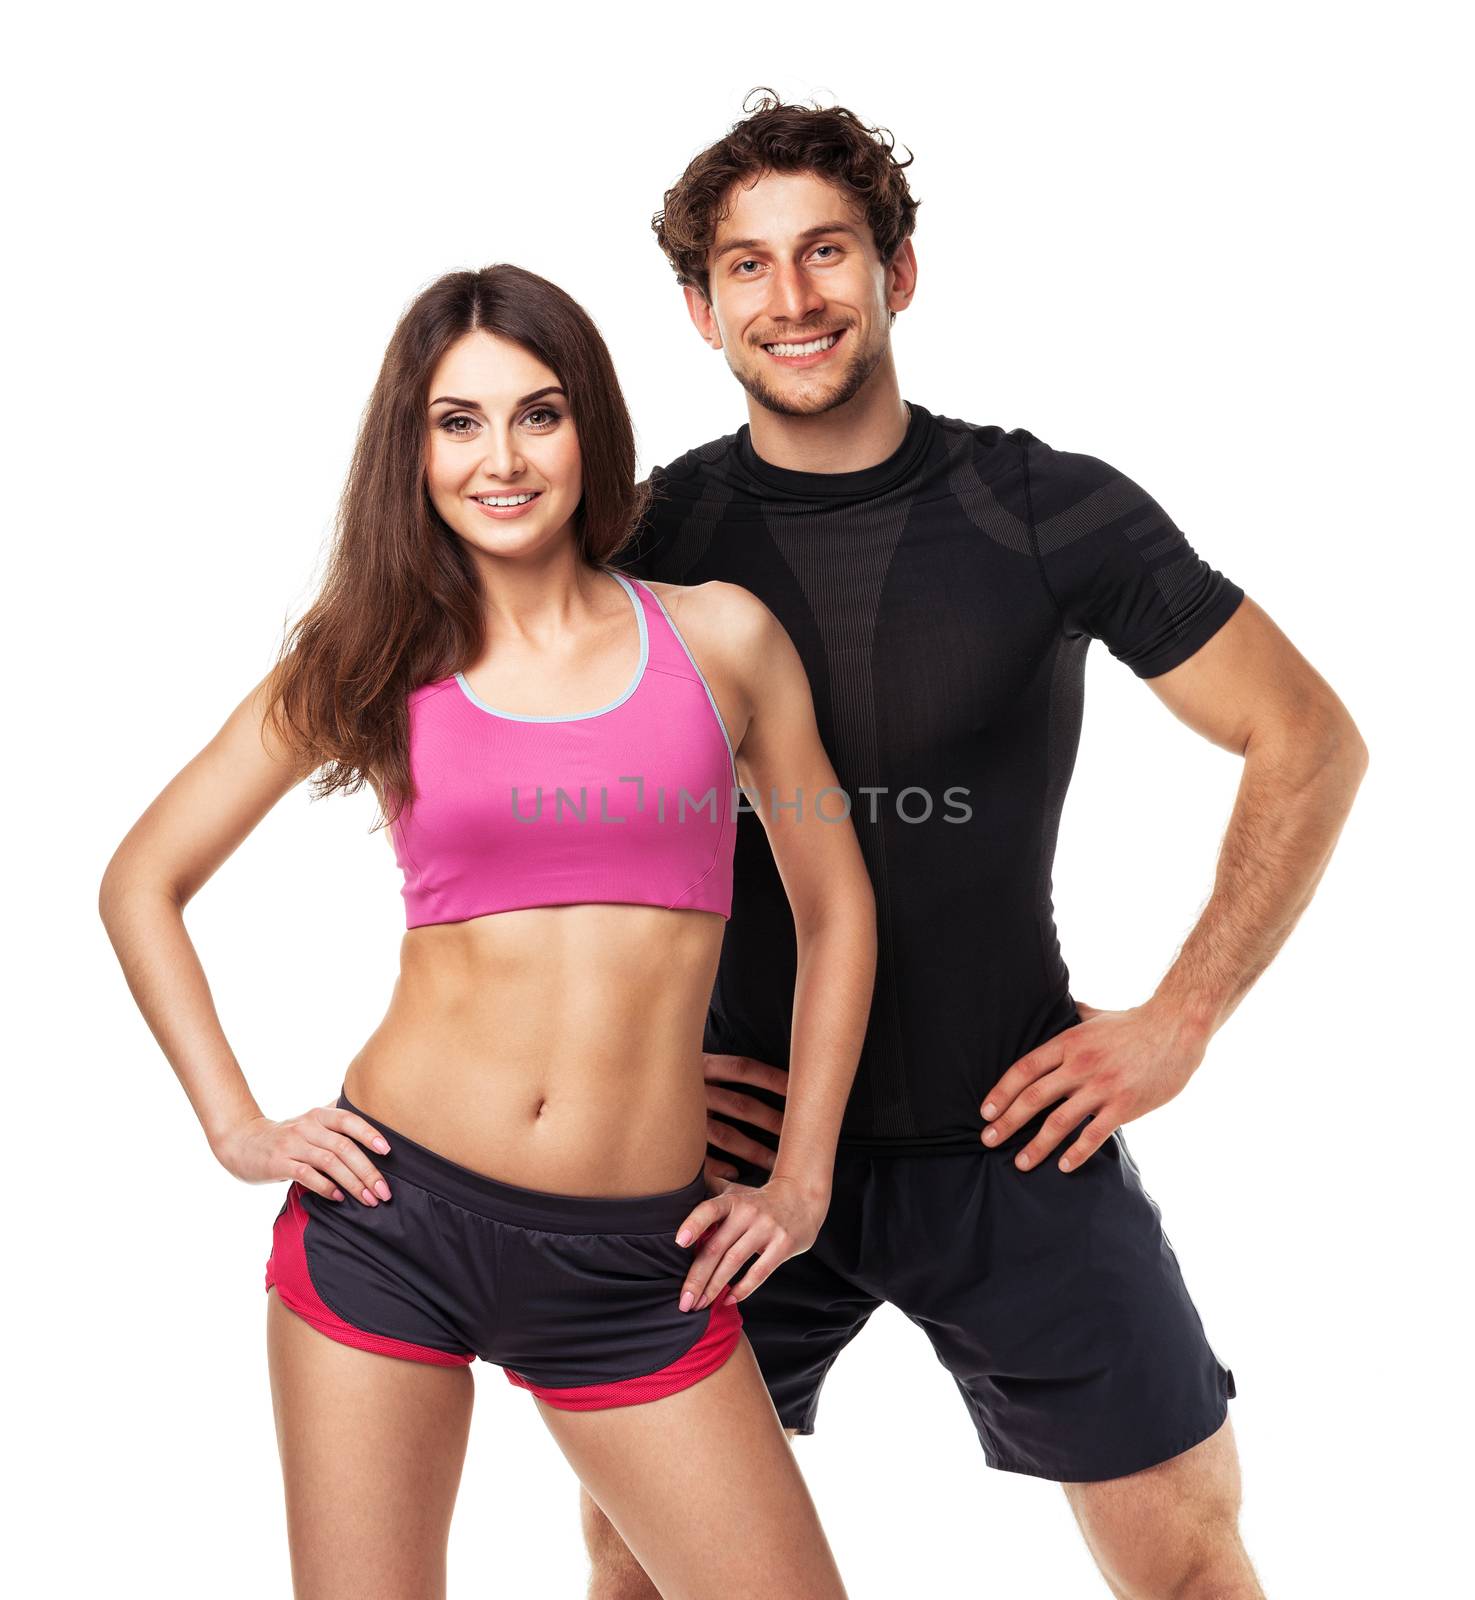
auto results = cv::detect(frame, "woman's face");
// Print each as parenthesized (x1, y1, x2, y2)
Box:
(424, 330, 583, 562)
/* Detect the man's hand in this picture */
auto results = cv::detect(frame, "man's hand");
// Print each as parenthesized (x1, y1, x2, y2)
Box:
(979, 1001, 1210, 1172)
(700, 1051, 788, 1185)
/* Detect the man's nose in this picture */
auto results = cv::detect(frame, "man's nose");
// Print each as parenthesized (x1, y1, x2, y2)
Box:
(767, 260, 826, 325)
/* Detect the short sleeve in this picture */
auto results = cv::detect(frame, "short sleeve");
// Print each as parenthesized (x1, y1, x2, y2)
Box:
(1024, 441, 1244, 678)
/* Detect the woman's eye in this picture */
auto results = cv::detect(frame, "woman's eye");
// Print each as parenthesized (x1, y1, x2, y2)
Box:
(441, 414, 477, 436)
(522, 407, 561, 430)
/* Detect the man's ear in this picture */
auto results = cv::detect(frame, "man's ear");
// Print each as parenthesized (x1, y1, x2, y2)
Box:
(683, 284, 724, 350)
(886, 238, 919, 314)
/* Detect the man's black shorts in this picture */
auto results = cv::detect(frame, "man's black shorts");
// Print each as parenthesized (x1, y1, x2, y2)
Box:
(730, 1123, 1234, 1483)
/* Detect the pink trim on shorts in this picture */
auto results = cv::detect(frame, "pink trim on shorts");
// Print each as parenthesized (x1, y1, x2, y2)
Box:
(264, 1184, 474, 1368)
(505, 1294, 743, 1410)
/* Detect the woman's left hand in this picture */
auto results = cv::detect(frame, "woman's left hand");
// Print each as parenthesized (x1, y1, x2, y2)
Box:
(673, 1176, 829, 1311)
(668, 1177, 825, 1312)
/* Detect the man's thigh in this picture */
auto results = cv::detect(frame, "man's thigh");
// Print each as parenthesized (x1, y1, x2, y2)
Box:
(725, 1153, 883, 1434)
(877, 1127, 1235, 1484)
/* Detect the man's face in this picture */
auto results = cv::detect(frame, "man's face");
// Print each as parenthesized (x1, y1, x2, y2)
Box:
(691, 168, 914, 417)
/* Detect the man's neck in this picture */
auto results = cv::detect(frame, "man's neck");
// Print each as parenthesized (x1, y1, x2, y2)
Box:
(745, 359, 910, 475)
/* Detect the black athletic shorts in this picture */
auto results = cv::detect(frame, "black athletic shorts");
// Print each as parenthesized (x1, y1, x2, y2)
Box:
(730, 1119, 1234, 1482)
(265, 1089, 742, 1409)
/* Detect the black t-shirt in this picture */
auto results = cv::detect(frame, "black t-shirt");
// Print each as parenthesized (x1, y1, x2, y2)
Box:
(614, 403, 1243, 1152)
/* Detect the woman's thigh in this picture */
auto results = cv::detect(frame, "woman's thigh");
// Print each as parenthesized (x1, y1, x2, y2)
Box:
(538, 1336, 846, 1600)
(266, 1287, 475, 1600)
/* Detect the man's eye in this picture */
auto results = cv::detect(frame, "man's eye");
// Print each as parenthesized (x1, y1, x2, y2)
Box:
(736, 259, 760, 274)
(813, 245, 839, 259)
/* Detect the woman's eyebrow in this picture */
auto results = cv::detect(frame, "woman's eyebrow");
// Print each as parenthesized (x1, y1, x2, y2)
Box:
(428, 386, 566, 410)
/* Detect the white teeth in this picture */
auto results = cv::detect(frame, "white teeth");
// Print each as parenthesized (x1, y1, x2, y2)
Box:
(475, 493, 538, 507)
(765, 333, 839, 357)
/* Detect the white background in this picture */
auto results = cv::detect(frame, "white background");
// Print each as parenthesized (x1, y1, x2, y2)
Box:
(8, 3, 1469, 1595)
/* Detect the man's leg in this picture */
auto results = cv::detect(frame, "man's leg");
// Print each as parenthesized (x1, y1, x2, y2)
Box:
(880, 1126, 1246, 1591)
(582, 1418, 1262, 1600)
(582, 1483, 658, 1600)
(1063, 1414, 1264, 1599)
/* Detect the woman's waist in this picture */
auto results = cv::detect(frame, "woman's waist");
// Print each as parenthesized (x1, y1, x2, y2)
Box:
(328, 1085, 707, 1229)
(342, 1042, 709, 1197)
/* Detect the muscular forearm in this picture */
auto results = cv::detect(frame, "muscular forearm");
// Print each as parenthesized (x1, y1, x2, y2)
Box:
(98, 875, 261, 1150)
(1152, 713, 1368, 1040)
(771, 899, 877, 1202)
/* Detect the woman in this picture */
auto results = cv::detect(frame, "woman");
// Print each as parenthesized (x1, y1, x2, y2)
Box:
(99, 265, 876, 1599)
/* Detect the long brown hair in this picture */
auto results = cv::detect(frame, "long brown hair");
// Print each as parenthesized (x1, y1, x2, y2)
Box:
(654, 88, 921, 303)
(265, 264, 648, 825)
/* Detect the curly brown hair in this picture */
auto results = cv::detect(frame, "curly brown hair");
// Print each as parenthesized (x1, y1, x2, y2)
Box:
(653, 88, 921, 302)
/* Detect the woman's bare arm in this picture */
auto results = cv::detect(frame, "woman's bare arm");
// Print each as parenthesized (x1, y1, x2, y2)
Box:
(726, 587, 877, 1203)
(670, 583, 877, 1308)
(98, 673, 394, 1202)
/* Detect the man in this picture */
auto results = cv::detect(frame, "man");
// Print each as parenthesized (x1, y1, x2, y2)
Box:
(592, 91, 1366, 1598)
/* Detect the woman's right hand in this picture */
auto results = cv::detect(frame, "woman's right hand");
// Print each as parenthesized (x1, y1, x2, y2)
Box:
(212, 1103, 394, 1207)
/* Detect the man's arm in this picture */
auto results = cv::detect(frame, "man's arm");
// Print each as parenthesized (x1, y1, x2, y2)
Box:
(1134, 593, 1368, 1030)
(979, 595, 1368, 1171)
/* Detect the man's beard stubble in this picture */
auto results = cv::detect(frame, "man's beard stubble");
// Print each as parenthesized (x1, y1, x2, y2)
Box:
(727, 328, 888, 419)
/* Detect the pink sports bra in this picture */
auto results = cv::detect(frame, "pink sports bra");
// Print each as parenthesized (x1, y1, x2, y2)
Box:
(390, 570, 738, 927)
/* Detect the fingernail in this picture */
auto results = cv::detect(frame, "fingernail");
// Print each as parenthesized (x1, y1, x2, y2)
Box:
(679, 1290, 695, 1312)
(1060, 1159, 1072, 1172)
(372, 1138, 390, 1154)
(983, 1128, 998, 1145)
(374, 1180, 392, 1202)
(1016, 1153, 1031, 1170)
(332, 1188, 345, 1202)
(676, 1229, 692, 1247)
(983, 1103, 997, 1119)
(696, 1293, 710, 1310)
(722, 1290, 738, 1306)
(362, 1187, 377, 1205)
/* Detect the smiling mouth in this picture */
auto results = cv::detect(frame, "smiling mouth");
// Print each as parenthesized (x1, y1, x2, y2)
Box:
(472, 491, 542, 508)
(761, 328, 847, 360)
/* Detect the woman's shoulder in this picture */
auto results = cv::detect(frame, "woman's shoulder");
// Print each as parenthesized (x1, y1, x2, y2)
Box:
(636, 576, 778, 647)
(634, 578, 793, 716)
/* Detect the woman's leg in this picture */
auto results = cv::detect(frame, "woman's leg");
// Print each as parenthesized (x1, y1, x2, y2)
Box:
(266, 1287, 476, 1600)
(539, 1337, 845, 1600)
